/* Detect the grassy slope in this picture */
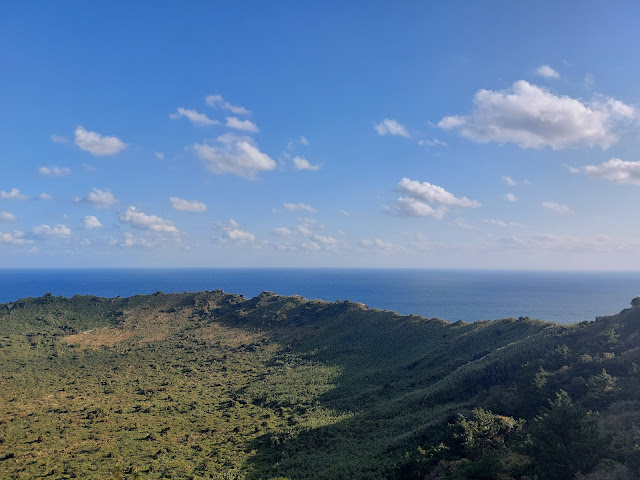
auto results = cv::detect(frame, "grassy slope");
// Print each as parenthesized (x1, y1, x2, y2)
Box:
(0, 291, 638, 479)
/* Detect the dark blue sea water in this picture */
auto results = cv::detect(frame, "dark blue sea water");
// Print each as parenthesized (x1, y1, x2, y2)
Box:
(1, 268, 639, 324)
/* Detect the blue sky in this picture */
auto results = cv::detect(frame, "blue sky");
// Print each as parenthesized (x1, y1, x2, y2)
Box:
(2, 1, 640, 269)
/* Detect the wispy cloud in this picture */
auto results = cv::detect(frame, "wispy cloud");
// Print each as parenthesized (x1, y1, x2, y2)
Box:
(169, 107, 218, 126)
(38, 166, 71, 177)
(169, 197, 208, 212)
(0, 211, 16, 221)
(374, 119, 410, 138)
(225, 117, 258, 132)
(505, 193, 518, 203)
(205, 94, 250, 115)
(283, 202, 316, 212)
(541, 201, 574, 214)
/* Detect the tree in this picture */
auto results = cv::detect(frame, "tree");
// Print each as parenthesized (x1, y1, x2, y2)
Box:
(529, 391, 605, 480)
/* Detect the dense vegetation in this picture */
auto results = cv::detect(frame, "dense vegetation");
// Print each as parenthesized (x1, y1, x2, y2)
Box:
(0, 290, 638, 479)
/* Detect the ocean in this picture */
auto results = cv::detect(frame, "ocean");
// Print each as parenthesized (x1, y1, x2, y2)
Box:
(1, 268, 639, 324)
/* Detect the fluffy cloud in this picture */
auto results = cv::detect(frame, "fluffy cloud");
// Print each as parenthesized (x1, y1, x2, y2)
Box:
(295, 219, 322, 236)
(169, 107, 218, 126)
(154, 152, 165, 160)
(541, 201, 573, 214)
(391, 197, 446, 218)
(293, 156, 320, 171)
(39, 166, 71, 177)
(374, 119, 410, 138)
(74, 126, 127, 156)
(0, 211, 15, 221)
(39, 193, 53, 200)
(389, 178, 478, 219)
(84, 216, 102, 229)
(193, 134, 277, 179)
(0, 231, 28, 245)
(396, 178, 480, 208)
(119, 206, 179, 234)
(216, 219, 255, 243)
(572, 158, 640, 185)
(505, 193, 518, 203)
(301, 234, 339, 252)
(0, 188, 28, 200)
(34, 224, 72, 237)
(283, 202, 316, 212)
(169, 197, 207, 212)
(205, 94, 250, 115)
(225, 117, 258, 132)
(438, 80, 635, 149)
(75, 188, 117, 208)
(536, 65, 559, 79)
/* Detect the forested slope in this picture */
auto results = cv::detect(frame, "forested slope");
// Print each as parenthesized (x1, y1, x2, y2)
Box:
(0, 290, 638, 479)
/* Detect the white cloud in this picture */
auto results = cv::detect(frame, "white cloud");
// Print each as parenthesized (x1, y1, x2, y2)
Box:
(38, 166, 71, 177)
(483, 218, 524, 228)
(541, 201, 574, 214)
(536, 64, 560, 79)
(505, 193, 518, 202)
(119, 206, 179, 234)
(121, 232, 153, 248)
(205, 94, 250, 115)
(169, 197, 207, 212)
(74, 126, 127, 156)
(169, 107, 218, 126)
(391, 197, 447, 218)
(454, 219, 478, 230)
(396, 178, 480, 208)
(0, 231, 28, 245)
(340, 209, 350, 217)
(84, 215, 102, 229)
(418, 139, 447, 147)
(572, 158, 640, 186)
(193, 134, 277, 179)
(283, 202, 316, 212)
(272, 227, 292, 236)
(39, 192, 53, 200)
(34, 224, 72, 237)
(293, 155, 320, 171)
(154, 152, 165, 160)
(502, 176, 517, 186)
(295, 218, 322, 236)
(75, 188, 117, 208)
(215, 219, 255, 243)
(0, 188, 28, 200)
(0, 211, 15, 221)
(51, 134, 69, 144)
(299, 136, 309, 146)
(360, 238, 393, 250)
(374, 119, 410, 138)
(225, 117, 258, 132)
(438, 80, 635, 149)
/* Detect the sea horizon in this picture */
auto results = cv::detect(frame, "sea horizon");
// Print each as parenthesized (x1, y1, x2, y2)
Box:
(2, 267, 639, 324)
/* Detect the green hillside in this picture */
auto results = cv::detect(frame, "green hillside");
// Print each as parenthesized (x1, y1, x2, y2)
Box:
(1, 291, 638, 479)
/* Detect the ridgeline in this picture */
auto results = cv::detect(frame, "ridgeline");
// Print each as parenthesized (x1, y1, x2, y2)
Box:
(1, 290, 639, 479)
